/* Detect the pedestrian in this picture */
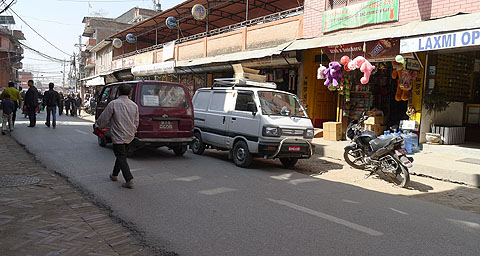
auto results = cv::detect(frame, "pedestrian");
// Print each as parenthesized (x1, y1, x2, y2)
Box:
(37, 92, 43, 113)
(1, 94, 15, 134)
(65, 94, 71, 116)
(75, 93, 82, 116)
(0, 81, 22, 127)
(58, 92, 64, 116)
(24, 80, 39, 127)
(69, 94, 76, 116)
(95, 84, 138, 189)
(43, 82, 61, 128)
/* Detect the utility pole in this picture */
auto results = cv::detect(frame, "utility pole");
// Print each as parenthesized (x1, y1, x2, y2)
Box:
(74, 35, 85, 94)
(62, 59, 66, 91)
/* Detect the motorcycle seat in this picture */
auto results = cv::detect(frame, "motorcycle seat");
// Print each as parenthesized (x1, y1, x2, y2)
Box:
(369, 138, 393, 152)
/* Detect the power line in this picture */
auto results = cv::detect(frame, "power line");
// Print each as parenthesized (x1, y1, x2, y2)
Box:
(20, 42, 68, 63)
(8, 8, 72, 56)
(0, 0, 15, 15)
(20, 15, 84, 26)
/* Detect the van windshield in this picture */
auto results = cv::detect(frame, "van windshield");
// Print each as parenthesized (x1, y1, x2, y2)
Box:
(258, 91, 307, 118)
(141, 84, 188, 108)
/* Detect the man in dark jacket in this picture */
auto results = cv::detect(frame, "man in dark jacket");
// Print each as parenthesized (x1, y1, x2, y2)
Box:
(24, 80, 39, 127)
(1, 93, 15, 134)
(58, 92, 64, 116)
(43, 82, 61, 128)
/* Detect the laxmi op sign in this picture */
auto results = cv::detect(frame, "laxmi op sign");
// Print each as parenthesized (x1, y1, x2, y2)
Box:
(400, 29, 480, 53)
(323, 0, 399, 33)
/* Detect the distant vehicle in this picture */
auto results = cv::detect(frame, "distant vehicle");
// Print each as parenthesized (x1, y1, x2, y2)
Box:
(191, 78, 315, 168)
(95, 80, 194, 156)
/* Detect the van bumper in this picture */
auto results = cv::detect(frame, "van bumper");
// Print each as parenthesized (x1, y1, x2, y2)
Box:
(258, 139, 315, 159)
(134, 137, 194, 148)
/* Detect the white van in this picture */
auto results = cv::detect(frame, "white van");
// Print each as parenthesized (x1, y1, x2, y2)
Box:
(191, 78, 315, 168)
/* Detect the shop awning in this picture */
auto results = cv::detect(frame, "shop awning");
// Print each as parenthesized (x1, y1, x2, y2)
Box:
(83, 75, 105, 87)
(285, 12, 480, 51)
(176, 42, 293, 68)
(131, 61, 176, 76)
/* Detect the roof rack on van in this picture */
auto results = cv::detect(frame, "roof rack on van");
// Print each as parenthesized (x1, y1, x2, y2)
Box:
(212, 78, 277, 89)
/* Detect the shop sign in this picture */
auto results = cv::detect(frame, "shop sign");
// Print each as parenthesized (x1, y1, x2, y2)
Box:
(122, 56, 135, 68)
(323, 38, 400, 61)
(406, 59, 421, 71)
(323, 0, 399, 33)
(400, 28, 480, 53)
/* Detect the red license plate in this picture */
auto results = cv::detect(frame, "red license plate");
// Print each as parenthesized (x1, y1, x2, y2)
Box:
(288, 146, 301, 152)
(395, 148, 408, 156)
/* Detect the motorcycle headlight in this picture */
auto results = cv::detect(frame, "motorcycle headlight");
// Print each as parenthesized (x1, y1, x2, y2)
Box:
(263, 126, 281, 137)
(305, 129, 314, 138)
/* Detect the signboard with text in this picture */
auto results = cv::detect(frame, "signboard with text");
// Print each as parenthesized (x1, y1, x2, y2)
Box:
(323, 38, 400, 61)
(323, 0, 399, 33)
(400, 29, 480, 53)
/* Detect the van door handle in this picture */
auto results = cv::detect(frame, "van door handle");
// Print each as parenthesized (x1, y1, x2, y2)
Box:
(232, 117, 236, 121)
(222, 116, 226, 124)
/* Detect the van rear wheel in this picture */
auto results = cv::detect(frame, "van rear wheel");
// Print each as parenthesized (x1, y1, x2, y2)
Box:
(173, 145, 187, 156)
(233, 141, 253, 168)
(98, 137, 107, 147)
(280, 158, 298, 168)
(191, 133, 205, 155)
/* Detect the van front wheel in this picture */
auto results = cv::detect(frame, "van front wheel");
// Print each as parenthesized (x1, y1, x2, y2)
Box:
(280, 158, 298, 168)
(191, 133, 205, 155)
(233, 141, 253, 168)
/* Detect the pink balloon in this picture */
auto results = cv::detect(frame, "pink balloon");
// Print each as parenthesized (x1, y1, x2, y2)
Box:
(340, 56, 350, 65)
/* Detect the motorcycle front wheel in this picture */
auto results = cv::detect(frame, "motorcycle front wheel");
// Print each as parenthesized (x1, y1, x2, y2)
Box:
(389, 164, 410, 188)
(343, 148, 366, 170)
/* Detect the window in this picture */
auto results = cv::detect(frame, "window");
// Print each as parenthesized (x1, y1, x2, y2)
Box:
(209, 92, 227, 111)
(326, 0, 366, 10)
(109, 86, 118, 101)
(235, 92, 255, 112)
(140, 83, 188, 108)
(194, 91, 210, 110)
(258, 91, 307, 118)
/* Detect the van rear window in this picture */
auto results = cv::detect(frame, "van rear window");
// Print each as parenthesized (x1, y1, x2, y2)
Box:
(141, 84, 188, 108)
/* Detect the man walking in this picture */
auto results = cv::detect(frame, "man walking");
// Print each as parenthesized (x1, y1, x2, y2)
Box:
(24, 80, 39, 127)
(43, 83, 61, 128)
(58, 92, 64, 116)
(95, 84, 138, 189)
(1, 82, 22, 126)
(1, 94, 15, 135)
(75, 94, 82, 116)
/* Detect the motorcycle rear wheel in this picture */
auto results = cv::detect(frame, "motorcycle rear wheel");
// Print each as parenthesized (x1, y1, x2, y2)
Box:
(343, 148, 366, 170)
(389, 164, 410, 188)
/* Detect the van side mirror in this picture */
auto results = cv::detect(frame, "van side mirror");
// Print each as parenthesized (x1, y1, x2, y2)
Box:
(247, 102, 257, 116)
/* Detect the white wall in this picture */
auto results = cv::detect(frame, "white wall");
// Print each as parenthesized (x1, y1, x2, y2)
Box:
(419, 102, 464, 143)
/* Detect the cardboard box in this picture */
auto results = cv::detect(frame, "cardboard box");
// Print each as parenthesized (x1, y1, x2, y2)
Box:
(323, 122, 342, 141)
(365, 116, 385, 125)
(365, 124, 387, 136)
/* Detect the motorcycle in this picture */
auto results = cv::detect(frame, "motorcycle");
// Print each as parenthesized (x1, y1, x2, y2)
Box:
(343, 114, 413, 187)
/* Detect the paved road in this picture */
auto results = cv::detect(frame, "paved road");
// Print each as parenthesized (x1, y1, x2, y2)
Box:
(11, 112, 480, 256)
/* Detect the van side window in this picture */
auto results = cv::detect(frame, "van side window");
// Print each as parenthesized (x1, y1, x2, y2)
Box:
(109, 86, 119, 101)
(100, 87, 111, 102)
(209, 92, 227, 111)
(235, 92, 254, 111)
(194, 91, 209, 110)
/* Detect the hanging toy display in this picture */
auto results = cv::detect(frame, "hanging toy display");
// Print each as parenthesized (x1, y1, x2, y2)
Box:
(350, 56, 375, 84)
(340, 72, 352, 102)
(317, 64, 327, 79)
(323, 62, 342, 89)
(340, 56, 351, 71)
(391, 61, 403, 79)
(395, 70, 416, 101)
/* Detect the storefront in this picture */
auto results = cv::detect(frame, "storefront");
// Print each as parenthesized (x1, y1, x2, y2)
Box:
(401, 28, 480, 143)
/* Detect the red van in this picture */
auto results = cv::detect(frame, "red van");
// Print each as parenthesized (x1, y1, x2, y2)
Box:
(95, 81, 194, 156)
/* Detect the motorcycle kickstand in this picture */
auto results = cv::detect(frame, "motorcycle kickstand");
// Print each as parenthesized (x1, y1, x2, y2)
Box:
(364, 168, 376, 179)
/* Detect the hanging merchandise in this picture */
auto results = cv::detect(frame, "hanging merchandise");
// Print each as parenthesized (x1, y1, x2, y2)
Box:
(289, 70, 296, 91)
(395, 70, 416, 101)
(395, 55, 406, 67)
(340, 55, 351, 71)
(317, 64, 327, 79)
(323, 62, 342, 89)
(350, 56, 375, 84)
(391, 61, 403, 79)
(340, 72, 352, 102)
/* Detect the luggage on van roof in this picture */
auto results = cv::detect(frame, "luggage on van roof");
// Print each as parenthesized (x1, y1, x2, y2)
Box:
(212, 78, 277, 89)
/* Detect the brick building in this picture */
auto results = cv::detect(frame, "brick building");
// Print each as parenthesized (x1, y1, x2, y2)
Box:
(0, 22, 25, 89)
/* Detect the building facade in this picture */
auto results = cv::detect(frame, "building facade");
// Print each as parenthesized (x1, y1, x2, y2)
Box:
(0, 22, 24, 89)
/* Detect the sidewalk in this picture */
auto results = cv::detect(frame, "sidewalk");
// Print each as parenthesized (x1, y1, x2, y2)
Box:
(312, 138, 480, 187)
(0, 134, 160, 255)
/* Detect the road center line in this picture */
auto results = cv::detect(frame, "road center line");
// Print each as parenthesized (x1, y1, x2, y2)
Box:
(267, 199, 383, 236)
(389, 208, 409, 215)
(199, 187, 237, 196)
(342, 199, 360, 204)
(74, 129, 88, 135)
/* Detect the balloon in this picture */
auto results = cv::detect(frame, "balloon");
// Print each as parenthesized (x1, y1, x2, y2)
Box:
(126, 34, 136, 43)
(165, 16, 177, 29)
(340, 56, 350, 65)
(395, 55, 406, 65)
(112, 38, 122, 48)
